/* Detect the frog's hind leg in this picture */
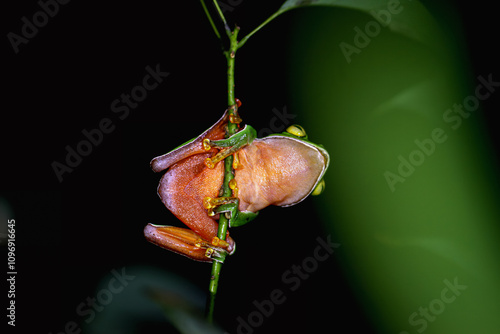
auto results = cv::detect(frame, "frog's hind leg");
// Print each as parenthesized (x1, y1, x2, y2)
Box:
(144, 224, 231, 263)
(155, 153, 236, 256)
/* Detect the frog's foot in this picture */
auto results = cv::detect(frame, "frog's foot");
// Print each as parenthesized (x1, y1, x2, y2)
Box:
(203, 196, 238, 217)
(229, 99, 242, 124)
(203, 144, 241, 169)
(144, 224, 234, 263)
(203, 191, 259, 228)
(203, 124, 257, 169)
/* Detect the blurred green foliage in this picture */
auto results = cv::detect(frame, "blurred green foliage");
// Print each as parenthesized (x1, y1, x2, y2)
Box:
(288, 3, 500, 333)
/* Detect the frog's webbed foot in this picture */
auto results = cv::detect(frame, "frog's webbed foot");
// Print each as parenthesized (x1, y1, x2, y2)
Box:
(144, 224, 234, 263)
(229, 99, 243, 125)
(203, 124, 257, 169)
(203, 179, 258, 228)
(203, 195, 239, 218)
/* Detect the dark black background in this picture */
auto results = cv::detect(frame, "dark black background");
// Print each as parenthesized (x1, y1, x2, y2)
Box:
(2, 1, 499, 333)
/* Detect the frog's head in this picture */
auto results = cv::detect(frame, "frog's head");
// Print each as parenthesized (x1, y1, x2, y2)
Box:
(284, 124, 329, 196)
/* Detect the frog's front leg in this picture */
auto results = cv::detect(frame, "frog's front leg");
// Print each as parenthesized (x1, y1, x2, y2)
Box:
(150, 110, 229, 173)
(203, 124, 257, 169)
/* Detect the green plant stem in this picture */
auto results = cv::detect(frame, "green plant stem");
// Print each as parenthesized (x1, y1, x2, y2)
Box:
(238, 9, 285, 49)
(212, 0, 231, 34)
(199, 0, 221, 40)
(207, 26, 240, 323)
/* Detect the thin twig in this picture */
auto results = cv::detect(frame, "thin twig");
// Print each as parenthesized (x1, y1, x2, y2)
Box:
(199, 0, 222, 40)
(212, 0, 231, 34)
(238, 9, 286, 49)
(206, 26, 240, 323)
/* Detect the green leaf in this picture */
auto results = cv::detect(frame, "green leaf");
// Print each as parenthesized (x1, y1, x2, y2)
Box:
(289, 7, 500, 331)
(239, 0, 440, 49)
(280, 0, 378, 11)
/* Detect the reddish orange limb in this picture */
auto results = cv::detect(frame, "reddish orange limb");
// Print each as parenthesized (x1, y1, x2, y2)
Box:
(144, 224, 229, 262)
(150, 111, 229, 173)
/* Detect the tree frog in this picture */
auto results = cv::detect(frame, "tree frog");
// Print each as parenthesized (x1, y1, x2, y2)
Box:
(144, 107, 329, 263)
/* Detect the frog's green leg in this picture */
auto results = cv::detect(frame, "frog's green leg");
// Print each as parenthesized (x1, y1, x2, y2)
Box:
(203, 178, 259, 227)
(203, 196, 238, 216)
(207, 125, 257, 149)
(203, 196, 259, 228)
(203, 125, 257, 169)
(311, 178, 326, 196)
(230, 210, 259, 228)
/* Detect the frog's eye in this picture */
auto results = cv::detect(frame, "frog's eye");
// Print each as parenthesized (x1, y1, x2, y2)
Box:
(311, 179, 325, 196)
(286, 124, 307, 138)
